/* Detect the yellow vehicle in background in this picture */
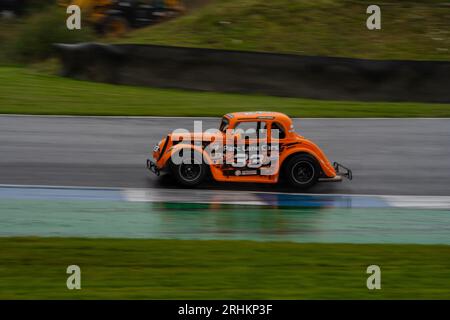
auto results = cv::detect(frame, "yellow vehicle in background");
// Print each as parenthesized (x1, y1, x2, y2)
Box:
(60, 0, 185, 35)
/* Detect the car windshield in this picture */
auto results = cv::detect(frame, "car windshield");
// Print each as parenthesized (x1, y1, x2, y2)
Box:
(219, 117, 229, 132)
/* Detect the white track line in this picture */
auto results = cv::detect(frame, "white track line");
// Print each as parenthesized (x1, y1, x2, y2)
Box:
(1, 184, 450, 209)
(384, 196, 450, 209)
(1, 183, 450, 198)
(121, 188, 266, 205)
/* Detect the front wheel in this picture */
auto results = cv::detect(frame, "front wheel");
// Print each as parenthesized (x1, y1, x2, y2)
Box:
(284, 154, 320, 189)
(169, 151, 207, 187)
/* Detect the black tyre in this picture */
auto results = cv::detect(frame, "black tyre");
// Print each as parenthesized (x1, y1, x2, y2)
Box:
(284, 154, 320, 189)
(169, 150, 206, 187)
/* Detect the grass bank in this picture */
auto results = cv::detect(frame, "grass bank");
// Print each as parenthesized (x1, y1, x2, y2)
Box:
(1, 67, 449, 117)
(0, 237, 449, 299)
(120, 0, 450, 61)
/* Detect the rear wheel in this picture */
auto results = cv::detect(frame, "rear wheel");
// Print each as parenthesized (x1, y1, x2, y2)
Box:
(284, 154, 320, 189)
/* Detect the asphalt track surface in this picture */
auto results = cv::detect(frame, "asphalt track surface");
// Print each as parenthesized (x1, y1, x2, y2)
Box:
(1, 116, 449, 196)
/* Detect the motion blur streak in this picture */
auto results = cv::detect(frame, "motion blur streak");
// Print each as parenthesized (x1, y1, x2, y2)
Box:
(2, 185, 450, 209)
(2, 116, 448, 244)
(0, 116, 449, 195)
(0, 185, 449, 244)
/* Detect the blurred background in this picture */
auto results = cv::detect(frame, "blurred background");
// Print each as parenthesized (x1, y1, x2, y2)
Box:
(0, 0, 449, 300)
(0, 0, 449, 66)
(0, 0, 449, 115)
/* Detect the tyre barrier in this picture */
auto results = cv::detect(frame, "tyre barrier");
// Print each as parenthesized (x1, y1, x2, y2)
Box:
(54, 42, 450, 103)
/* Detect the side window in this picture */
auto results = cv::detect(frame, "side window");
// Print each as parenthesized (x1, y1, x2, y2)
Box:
(234, 121, 267, 139)
(271, 122, 286, 139)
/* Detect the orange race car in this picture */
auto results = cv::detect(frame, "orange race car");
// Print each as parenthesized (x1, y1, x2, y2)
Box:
(147, 112, 352, 189)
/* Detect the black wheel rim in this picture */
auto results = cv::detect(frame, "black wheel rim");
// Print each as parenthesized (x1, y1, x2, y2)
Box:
(179, 164, 202, 181)
(292, 161, 315, 184)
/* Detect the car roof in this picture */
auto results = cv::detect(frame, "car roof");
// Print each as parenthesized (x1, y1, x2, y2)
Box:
(225, 111, 291, 122)
(223, 111, 295, 136)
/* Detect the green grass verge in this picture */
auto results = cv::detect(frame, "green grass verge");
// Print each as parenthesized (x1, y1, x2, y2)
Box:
(1, 67, 449, 117)
(1, 237, 449, 299)
(119, 0, 450, 61)
(0, 2, 94, 66)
